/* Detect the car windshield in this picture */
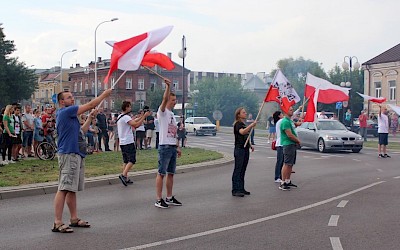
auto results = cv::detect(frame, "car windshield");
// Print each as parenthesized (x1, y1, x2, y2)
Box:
(194, 118, 212, 124)
(316, 121, 347, 130)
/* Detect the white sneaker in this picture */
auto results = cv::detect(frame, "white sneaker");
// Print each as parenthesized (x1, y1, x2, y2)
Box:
(267, 140, 271, 144)
(2, 160, 9, 165)
(8, 160, 16, 164)
(275, 178, 282, 183)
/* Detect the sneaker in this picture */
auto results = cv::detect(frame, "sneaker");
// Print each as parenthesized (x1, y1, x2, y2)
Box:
(279, 183, 290, 191)
(287, 181, 298, 188)
(118, 174, 127, 186)
(8, 160, 16, 164)
(155, 198, 169, 209)
(232, 192, 245, 197)
(2, 160, 9, 165)
(165, 196, 182, 206)
(378, 154, 386, 158)
(242, 190, 251, 195)
(275, 178, 282, 183)
(126, 178, 133, 184)
(384, 154, 391, 158)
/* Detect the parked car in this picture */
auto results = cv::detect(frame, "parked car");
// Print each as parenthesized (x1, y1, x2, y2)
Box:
(296, 119, 363, 153)
(351, 119, 378, 137)
(185, 117, 217, 136)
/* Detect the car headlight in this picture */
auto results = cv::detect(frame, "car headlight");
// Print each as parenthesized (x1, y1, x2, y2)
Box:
(356, 137, 363, 141)
(325, 135, 339, 140)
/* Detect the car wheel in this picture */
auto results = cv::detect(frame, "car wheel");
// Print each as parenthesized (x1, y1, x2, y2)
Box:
(318, 138, 326, 153)
(352, 148, 361, 153)
(194, 129, 199, 136)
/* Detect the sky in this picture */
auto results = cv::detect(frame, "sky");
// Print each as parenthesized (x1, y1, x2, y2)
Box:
(1, 0, 400, 75)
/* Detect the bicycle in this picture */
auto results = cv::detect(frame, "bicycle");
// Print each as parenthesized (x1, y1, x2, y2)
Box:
(36, 137, 57, 160)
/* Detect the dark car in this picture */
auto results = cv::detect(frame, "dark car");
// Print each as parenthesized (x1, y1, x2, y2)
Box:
(352, 119, 378, 137)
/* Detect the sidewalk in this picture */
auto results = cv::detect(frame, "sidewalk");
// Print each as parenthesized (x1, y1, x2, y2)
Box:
(0, 151, 234, 200)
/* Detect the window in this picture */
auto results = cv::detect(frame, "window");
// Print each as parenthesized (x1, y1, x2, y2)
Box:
(173, 80, 179, 90)
(138, 78, 144, 90)
(41, 89, 45, 98)
(374, 81, 381, 98)
(138, 100, 144, 109)
(103, 100, 108, 109)
(126, 78, 132, 89)
(74, 82, 78, 92)
(111, 100, 115, 109)
(80, 81, 83, 92)
(85, 82, 89, 90)
(98, 81, 102, 91)
(150, 78, 156, 91)
(389, 80, 396, 101)
(111, 78, 115, 89)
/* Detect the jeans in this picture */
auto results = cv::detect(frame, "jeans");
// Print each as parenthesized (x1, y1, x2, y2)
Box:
(359, 127, 367, 141)
(232, 147, 249, 193)
(157, 145, 177, 175)
(275, 146, 283, 180)
(98, 129, 110, 150)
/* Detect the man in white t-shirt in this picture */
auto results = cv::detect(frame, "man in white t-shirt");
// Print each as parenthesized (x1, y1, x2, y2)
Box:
(377, 105, 390, 158)
(116, 101, 150, 186)
(21, 105, 35, 157)
(154, 79, 182, 209)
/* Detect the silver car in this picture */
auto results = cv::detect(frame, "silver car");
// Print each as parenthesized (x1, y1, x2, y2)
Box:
(296, 120, 363, 153)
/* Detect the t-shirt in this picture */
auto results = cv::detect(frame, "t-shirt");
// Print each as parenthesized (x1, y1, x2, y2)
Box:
(280, 117, 297, 146)
(96, 113, 108, 130)
(157, 107, 177, 145)
(117, 114, 135, 146)
(56, 106, 82, 157)
(268, 116, 275, 127)
(234, 121, 250, 149)
(145, 115, 155, 130)
(14, 115, 21, 134)
(3, 114, 15, 134)
(378, 113, 389, 133)
(359, 114, 367, 128)
(21, 113, 34, 131)
(275, 119, 283, 147)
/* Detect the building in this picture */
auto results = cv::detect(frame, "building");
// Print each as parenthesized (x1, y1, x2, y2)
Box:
(242, 72, 272, 102)
(362, 43, 400, 113)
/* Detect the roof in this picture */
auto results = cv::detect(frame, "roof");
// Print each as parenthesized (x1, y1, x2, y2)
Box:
(243, 75, 267, 90)
(41, 73, 60, 81)
(363, 43, 400, 65)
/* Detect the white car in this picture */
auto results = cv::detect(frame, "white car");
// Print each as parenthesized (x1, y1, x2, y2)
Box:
(185, 117, 217, 136)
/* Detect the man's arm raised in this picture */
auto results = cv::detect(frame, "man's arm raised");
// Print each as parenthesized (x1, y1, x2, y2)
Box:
(159, 79, 171, 113)
(78, 89, 112, 115)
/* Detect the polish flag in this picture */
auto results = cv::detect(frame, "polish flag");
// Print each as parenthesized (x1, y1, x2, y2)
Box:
(304, 73, 349, 104)
(104, 26, 174, 83)
(357, 92, 386, 103)
(264, 69, 300, 113)
(304, 91, 318, 122)
(141, 51, 175, 70)
(388, 104, 400, 116)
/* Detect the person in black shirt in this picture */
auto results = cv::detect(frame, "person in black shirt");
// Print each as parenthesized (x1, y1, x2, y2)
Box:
(232, 107, 257, 197)
(96, 108, 111, 151)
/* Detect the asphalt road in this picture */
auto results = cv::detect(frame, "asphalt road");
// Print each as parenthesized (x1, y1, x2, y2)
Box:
(1, 132, 400, 250)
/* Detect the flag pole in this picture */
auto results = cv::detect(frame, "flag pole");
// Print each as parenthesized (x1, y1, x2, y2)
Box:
(97, 70, 128, 109)
(244, 101, 265, 148)
(143, 66, 167, 81)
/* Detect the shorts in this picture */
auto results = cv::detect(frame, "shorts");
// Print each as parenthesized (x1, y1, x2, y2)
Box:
(378, 133, 388, 145)
(136, 131, 146, 139)
(158, 145, 177, 175)
(58, 153, 85, 192)
(283, 144, 297, 166)
(269, 126, 276, 133)
(12, 133, 22, 144)
(22, 131, 33, 147)
(146, 129, 154, 138)
(120, 143, 136, 164)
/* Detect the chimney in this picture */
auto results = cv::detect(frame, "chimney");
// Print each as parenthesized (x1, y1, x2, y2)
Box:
(76, 63, 80, 68)
(167, 52, 172, 59)
(97, 57, 102, 63)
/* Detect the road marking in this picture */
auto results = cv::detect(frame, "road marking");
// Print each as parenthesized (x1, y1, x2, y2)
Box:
(352, 159, 361, 161)
(313, 158, 325, 160)
(393, 176, 400, 179)
(337, 200, 348, 208)
(377, 169, 383, 172)
(328, 215, 340, 226)
(267, 156, 275, 159)
(330, 237, 344, 250)
(122, 181, 384, 250)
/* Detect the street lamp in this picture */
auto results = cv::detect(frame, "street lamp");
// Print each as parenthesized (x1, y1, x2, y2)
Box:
(60, 49, 77, 92)
(341, 56, 360, 127)
(94, 18, 119, 98)
(178, 35, 187, 119)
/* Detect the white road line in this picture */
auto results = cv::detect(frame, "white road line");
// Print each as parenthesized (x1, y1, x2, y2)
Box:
(352, 159, 361, 161)
(267, 156, 275, 159)
(337, 200, 348, 208)
(328, 215, 340, 227)
(393, 176, 400, 179)
(330, 237, 344, 250)
(122, 181, 384, 250)
(313, 158, 325, 160)
(377, 169, 383, 172)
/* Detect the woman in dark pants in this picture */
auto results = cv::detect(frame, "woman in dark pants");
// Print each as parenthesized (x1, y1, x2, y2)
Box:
(232, 107, 256, 197)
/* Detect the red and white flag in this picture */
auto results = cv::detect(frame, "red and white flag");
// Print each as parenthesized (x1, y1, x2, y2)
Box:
(388, 104, 400, 116)
(303, 73, 350, 122)
(104, 26, 174, 83)
(357, 92, 386, 103)
(264, 69, 300, 113)
(304, 73, 349, 104)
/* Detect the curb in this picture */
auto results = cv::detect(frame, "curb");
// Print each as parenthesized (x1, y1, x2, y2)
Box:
(0, 151, 234, 200)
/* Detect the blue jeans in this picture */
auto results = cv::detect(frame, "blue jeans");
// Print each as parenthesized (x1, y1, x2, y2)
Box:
(275, 146, 283, 180)
(157, 145, 177, 175)
(232, 147, 249, 193)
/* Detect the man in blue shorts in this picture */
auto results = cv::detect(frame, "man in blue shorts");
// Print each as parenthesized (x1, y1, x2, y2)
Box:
(52, 88, 111, 233)
(154, 79, 182, 209)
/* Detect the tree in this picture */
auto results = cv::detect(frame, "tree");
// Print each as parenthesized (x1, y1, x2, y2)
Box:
(0, 24, 37, 108)
(191, 76, 259, 126)
(145, 85, 164, 111)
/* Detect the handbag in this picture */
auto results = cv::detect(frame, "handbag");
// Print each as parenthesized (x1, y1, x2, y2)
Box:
(271, 140, 277, 150)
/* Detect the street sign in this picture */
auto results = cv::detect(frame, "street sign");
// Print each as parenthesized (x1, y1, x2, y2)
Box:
(336, 102, 342, 110)
(213, 110, 223, 121)
(342, 101, 348, 108)
(51, 94, 58, 104)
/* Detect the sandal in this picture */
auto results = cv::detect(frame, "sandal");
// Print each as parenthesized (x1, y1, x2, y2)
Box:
(52, 223, 74, 233)
(69, 218, 91, 228)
